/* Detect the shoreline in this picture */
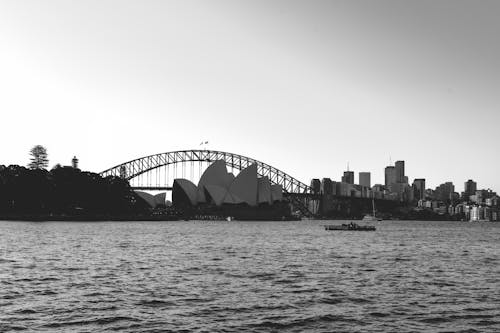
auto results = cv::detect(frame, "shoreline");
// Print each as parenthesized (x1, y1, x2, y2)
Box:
(0, 214, 181, 222)
(1, 215, 493, 222)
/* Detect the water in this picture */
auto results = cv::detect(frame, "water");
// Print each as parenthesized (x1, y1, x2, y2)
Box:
(1, 220, 499, 332)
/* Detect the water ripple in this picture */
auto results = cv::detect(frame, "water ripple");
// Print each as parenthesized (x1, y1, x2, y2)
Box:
(0, 220, 499, 332)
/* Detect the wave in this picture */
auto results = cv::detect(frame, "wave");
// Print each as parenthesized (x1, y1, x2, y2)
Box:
(41, 316, 140, 328)
(318, 297, 344, 305)
(369, 312, 390, 318)
(347, 297, 373, 304)
(0, 324, 28, 331)
(14, 308, 37, 314)
(251, 313, 362, 330)
(39, 277, 60, 282)
(33, 289, 58, 295)
(0, 258, 17, 263)
(419, 317, 452, 324)
(136, 299, 177, 307)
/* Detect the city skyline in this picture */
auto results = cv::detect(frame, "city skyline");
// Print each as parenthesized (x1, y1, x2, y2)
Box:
(1, 1, 499, 191)
(1, 2, 499, 331)
(321, 160, 494, 200)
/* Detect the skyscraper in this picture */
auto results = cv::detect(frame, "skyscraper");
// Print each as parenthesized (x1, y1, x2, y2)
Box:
(342, 171, 354, 184)
(464, 179, 477, 199)
(310, 179, 321, 193)
(435, 182, 455, 202)
(359, 172, 371, 188)
(412, 178, 426, 200)
(395, 160, 405, 183)
(385, 166, 396, 186)
(320, 178, 334, 195)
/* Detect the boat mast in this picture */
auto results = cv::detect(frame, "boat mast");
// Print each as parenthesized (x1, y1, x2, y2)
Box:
(372, 194, 376, 217)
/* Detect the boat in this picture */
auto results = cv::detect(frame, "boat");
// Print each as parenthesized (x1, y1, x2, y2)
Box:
(324, 222, 376, 231)
(362, 215, 379, 222)
(362, 196, 383, 222)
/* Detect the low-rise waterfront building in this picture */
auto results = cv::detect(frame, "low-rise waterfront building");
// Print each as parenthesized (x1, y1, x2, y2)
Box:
(454, 203, 465, 215)
(470, 206, 482, 221)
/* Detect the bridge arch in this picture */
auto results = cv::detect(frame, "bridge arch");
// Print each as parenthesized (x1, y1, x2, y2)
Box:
(100, 150, 311, 194)
(99, 150, 315, 216)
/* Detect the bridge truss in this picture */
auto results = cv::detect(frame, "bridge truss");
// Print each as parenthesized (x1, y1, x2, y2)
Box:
(99, 150, 316, 216)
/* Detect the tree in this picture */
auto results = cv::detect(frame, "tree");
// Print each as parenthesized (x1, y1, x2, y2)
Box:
(28, 145, 49, 170)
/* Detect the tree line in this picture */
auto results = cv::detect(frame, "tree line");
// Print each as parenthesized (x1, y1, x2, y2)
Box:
(0, 144, 148, 217)
(0, 164, 148, 217)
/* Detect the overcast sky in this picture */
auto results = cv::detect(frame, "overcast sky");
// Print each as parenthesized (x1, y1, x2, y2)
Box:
(1, 0, 499, 191)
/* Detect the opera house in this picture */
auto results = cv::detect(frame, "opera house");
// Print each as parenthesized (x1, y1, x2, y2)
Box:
(135, 191, 169, 208)
(172, 160, 289, 219)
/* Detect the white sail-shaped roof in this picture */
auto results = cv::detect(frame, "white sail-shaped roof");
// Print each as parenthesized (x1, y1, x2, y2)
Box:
(224, 173, 235, 187)
(223, 191, 245, 204)
(154, 192, 166, 206)
(271, 184, 283, 202)
(135, 190, 156, 207)
(205, 184, 228, 206)
(228, 163, 258, 206)
(257, 176, 272, 204)
(174, 179, 198, 205)
(197, 160, 229, 203)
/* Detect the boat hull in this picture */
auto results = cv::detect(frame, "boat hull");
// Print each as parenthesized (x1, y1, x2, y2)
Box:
(362, 215, 383, 222)
(324, 224, 376, 231)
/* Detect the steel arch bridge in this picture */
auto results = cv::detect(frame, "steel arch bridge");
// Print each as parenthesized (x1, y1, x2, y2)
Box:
(99, 150, 316, 216)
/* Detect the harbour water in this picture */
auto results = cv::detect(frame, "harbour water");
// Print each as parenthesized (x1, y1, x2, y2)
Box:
(1, 220, 499, 332)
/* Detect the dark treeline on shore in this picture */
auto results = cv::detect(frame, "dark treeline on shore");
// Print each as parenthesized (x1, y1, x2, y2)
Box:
(0, 165, 148, 218)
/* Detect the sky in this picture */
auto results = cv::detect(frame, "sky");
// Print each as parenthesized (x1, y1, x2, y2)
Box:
(0, 0, 499, 192)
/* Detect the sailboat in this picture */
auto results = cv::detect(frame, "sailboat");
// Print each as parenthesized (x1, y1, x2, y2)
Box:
(362, 196, 383, 222)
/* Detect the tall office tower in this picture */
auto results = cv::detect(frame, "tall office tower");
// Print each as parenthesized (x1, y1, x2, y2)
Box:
(341, 171, 354, 184)
(435, 182, 455, 202)
(412, 178, 426, 200)
(385, 166, 396, 186)
(321, 178, 334, 195)
(395, 160, 405, 183)
(464, 179, 477, 199)
(310, 179, 321, 193)
(359, 172, 371, 188)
